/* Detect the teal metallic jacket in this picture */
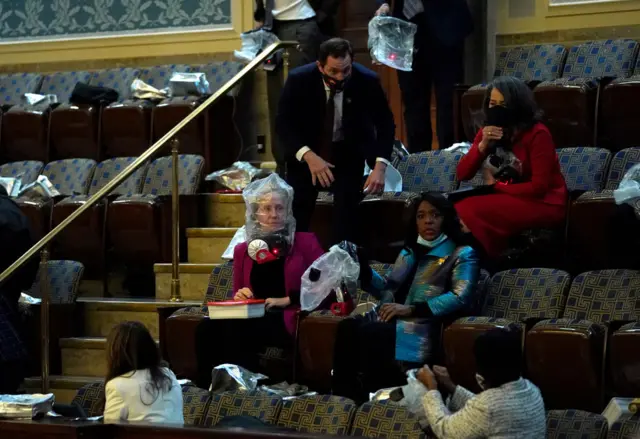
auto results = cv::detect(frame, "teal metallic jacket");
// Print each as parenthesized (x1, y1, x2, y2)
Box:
(368, 238, 480, 317)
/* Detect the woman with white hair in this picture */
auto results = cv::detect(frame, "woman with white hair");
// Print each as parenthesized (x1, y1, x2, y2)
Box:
(195, 174, 324, 387)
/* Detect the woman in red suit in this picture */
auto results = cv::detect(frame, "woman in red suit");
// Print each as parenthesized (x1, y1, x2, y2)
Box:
(455, 76, 568, 258)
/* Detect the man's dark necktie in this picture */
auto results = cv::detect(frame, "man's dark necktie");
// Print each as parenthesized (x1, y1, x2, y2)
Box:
(319, 89, 337, 161)
(403, 0, 424, 20)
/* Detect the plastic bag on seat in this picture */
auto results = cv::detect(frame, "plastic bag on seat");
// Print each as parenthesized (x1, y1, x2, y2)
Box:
(370, 369, 429, 428)
(205, 161, 261, 191)
(18, 175, 60, 201)
(0, 176, 22, 197)
(169, 72, 211, 96)
(210, 363, 267, 393)
(614, 163, 640, 206)
(368, 16, 417, 72)
(130, 78, 171, 101)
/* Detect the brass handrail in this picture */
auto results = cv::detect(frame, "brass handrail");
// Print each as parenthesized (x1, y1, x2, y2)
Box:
(0, 40, 298, 286)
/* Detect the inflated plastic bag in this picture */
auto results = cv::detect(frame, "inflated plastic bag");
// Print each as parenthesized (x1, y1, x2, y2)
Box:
(614, 163, 640, 206)
(131, 78, 171, 101)
(222, 226, 247, 260)
(234, 29, 281, 63)
(0, 394, 54, 419)
(368, 16, 417, 71)
(370, 369, 428, 428)
(205, 161, 261, 191)
(210, 364, 267, 393)
(169, 72, 211, 96)
(300, 244, 360, 311)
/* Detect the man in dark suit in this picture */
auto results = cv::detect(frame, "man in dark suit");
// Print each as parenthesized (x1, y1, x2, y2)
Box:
(277, 38, 395, 244)
(376, 0, 473, 151)
(0, 186, 38, 393)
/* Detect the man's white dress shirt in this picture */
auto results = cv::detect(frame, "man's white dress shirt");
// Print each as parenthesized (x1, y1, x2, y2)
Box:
(272, 0, 316, 21)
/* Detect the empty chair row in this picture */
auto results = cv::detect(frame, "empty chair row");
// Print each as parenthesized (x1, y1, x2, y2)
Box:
(457, 39, 640, 151)
(0, 63, 243, 172)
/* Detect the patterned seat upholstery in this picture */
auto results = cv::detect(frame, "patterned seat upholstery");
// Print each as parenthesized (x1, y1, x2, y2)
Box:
(396, 150, 463, 193)
(610, 321, 640, 397)
(51, 157, 148, 275)
(609, 415, 640, 439)
(89, 68, 140, 102)
(0, 73, 43, 107)
(39, 71, 93, 104)
(203, 260, 235, 303)
(526, 269, 640, 412)
(557, 147, 612, 193)
(182, 385, 212, 426)
(102, 65, 191, 158)
(276, 394, 357, 435)
(204, 391, 282, 427)
(351, 400, 426, 438)
(0, 160, 44, 185)
(26, 260, 85, 304)
(444, 268, 570, 392)
(535, 39, 639, 147)
(71, 381, 105, 417)
(460, 44, 567, 140)
(192, 61, 245, 96)
(108, 154, 204, 266)
(546, 409, 608, 439)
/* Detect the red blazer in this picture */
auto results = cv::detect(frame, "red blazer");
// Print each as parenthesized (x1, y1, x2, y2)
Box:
(233, 232, 325, 335)
(457, 123, 568, 206)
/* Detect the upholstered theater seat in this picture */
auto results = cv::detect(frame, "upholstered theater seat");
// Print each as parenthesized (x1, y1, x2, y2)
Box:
(101, 64, 191, 158)
(610, 321, 640, 397)
(107, 154, 204, 270)
(71, 381, 105, 417)
(0, 72, 42, 111)
(15, 158, 97, 241)
(204, 391, 282, 427)
(151, 61, 243, 172)
(526, 269, 640, 412)
(49, 68, 140, 160)
(609, 414, 640, 439)
(459, 44, 567, 141)
(2, 71, 91, 163)
(444, 268, 571, 392)
(0, 160, 44, 186)
(50, 157, 148, 278)
(567, 147, 640, 274)
(277, 395, 357, 435)
(182, 385, 213, 426)
(546, 409, 608, 439)
(351, 400, 426, 438)
(534, 39, 639, 148)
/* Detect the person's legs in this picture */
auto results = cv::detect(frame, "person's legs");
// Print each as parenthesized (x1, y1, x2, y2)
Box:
(432, 43, 464, 150)
(331, 173, 363, 245)
(332, 317, 365, 400)
(397, 47, 433, 152)
(274, 19, 322, 68)
(287, 161, 319, 233)
(0, 359, 27, 394)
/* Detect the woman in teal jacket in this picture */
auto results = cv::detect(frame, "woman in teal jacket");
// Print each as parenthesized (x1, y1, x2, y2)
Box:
(332, 192, 480, 402)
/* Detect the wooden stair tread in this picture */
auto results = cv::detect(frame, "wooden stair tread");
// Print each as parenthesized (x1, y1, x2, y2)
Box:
(78, 297, 201, 312)
(153, 263, 219, 274)
(23, 375, 101, 389)
(186, 227, 239, 238)
(60, 337, 159, 349)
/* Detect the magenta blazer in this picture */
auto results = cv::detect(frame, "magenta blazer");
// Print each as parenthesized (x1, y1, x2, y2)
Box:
(232, 232, 325, 335)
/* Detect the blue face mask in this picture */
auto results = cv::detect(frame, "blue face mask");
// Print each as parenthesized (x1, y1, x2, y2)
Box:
(417, 233, 447, 248)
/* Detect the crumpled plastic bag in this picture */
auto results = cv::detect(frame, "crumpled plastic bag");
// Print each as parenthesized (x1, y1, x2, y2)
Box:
(363, 162, 403, 193)
(169, 72, 211, 96)
(210, 364, 267, 393)
(19, 293, 41, 305)
(300, 245, 360, 311)
(368, 16, 417, 72)
(370, 369, 429, 429)
(18, 175, 61, 201)
(257, 382, 317, 400)
(234, 29, 281, 63)
(0, 175, 22, 197)
(446, 142, 471, 154)
(22, 93, 58, 107)
(614, 164, 640, 206)
(205, 162, 261, 191)
(0, 393, 54, 419)
(131, 78, 171, 101)
(222, 226, 247, 260)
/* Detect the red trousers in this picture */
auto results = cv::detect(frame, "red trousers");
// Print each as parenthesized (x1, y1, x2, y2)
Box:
(455, 194, 566, 258)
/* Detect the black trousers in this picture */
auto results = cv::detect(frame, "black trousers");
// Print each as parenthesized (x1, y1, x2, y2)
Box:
(398, 37, 464, 152)
(287, 144, 365, 245)
(0, 359, 27, 394)
(332, 317, 406, 403)
(194, 313, 291, 389)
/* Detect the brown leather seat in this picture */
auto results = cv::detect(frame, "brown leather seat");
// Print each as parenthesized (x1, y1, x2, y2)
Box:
(525, 269, 640, 412)
(106, 154, 204, 267)
(2, 72, 90, 164)
(50, 157, 148, 278)
(534, 40, 639, 148)
(49, 68, 140, 160)
(443, 268, 571, 392)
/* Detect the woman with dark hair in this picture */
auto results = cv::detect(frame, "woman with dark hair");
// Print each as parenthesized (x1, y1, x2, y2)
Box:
(455, 76, 567, 258)
(332, 192, 480, 402)
(104, 321, 183, 424)
(417, 326, 546, 438)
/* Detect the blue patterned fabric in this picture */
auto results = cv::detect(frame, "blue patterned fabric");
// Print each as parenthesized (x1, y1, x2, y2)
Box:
(482, 269, 571, 321)
(557, 147, 611, 192)
(71, 381, 105, 417)
(141, 154, 204, 196)
(0, 161, 44, 185)
(0, 73, 42, 106)
(537, 76, 598, 91)
(494, 46, 532, 79)
(277, 395, 357, 435)
(396, 150, 462, 193)
(531, 318, 605, 335)
(459, 169, 486, 189)
(89, 68, 140, 101)
(42, 159, 97, 196)
(562, 269, 640, 323)
(39, 71, 92, 103)
(89, 157, 147, 196)
(493, 44, 567, 83)
(546, 409, 608, 439)
(27, 260, 85, 304)
(351, 400, 426, 438)
(609, 416, 640, 439)
(562, 39, 639, 79)
(204, 391, 282, 427)
(204, 261, 235, 304)
(182, 385, 212, 426)
(606, 147, 640, 190)
(191, 62, 245, 94)
(139, 64, 192, 90)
